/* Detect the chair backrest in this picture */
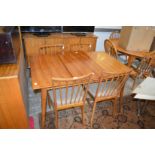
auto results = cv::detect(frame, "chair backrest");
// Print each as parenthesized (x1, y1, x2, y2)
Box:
(136, 56, 153, 78)
(104, 39, 118, 59)
(39, 44, 64, 54)
(50, 73, 93, 108)
(148, 51, 155, 67)
(94, 72, 130, 99)
(70, 44, 92, 52)
(109, 31, 120, 39)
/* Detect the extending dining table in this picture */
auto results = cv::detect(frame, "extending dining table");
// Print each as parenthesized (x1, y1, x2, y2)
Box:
(30, 51, 131, 128)
(110, 38, 149, 67)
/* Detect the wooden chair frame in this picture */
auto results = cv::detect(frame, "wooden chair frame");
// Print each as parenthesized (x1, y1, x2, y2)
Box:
(88, 72, 130, 128)
(47, 73, 93, 128)
(104, 39, 118, 59)
(131, 56, 153, 89)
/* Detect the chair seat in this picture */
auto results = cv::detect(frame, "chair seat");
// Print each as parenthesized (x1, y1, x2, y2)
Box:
(48, 86, 84, 106)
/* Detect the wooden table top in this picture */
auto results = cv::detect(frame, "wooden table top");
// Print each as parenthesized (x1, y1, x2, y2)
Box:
(30, 51, 131, 90)
(110, 38, 149, 58)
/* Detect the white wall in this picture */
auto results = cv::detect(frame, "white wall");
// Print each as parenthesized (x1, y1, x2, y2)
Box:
(94, 31, 111, 51)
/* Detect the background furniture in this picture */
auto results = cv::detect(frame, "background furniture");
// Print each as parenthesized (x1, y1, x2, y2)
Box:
(39, 44, 64, 55)
(0, 26, 20, 64)
(0, 47, 29, 128)
(29, 51, 131, 128)
(131, 56, 154, 89)
(109, 31, 128, 64)
(104, 39, 118, 59)
(23, 33, 97, 65)
(88, 72, 130, 127)
(47, 74, 92, 128)
(110, 38, 149, 67)
(70, 44, 93, 53)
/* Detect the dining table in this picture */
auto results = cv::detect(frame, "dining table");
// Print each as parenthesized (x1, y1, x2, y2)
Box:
(30, 51, 132, 128)
(110, 38, 150, 67)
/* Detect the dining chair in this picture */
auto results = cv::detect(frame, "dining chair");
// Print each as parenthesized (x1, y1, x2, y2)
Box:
(109, 31, 120, 39)
(88, 72, 130, 128)
(39, 44, 64, 55)
(70, 44, 92, 53)
(131, 56, 154, 89)
(47, 73, 93, 128)
(150, 51, 155, 76)
(109, 31, 128, 64)
(104, 39, 118, 59)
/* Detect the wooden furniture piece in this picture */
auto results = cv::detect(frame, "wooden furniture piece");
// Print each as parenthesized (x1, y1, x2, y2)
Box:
(109, 31, 128, 63)
(109, 31, 120, 39)
(88, 72, 130, 127)
(70, 44, 93, 52)
(29, 51, 131, 128)
(131, 56, 154, 89)
(0, 48, 29, 128)
(39, 44, 64, 55)
(23, 33, 97, 65)
(110, 38, 149, 67)
(104, 39, 118, 59)
(47, 73, 92, 128)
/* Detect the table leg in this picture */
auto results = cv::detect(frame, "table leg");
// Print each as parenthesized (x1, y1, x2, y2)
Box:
(127, 56, 136, 67)
(41, 89, 47, 128)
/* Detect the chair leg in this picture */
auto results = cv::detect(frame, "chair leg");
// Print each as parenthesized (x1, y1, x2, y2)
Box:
(132, 77, 137, 90)
(47, 93, 52, 109)
(120, 88, 124, 113)
(81, 106, 85, 127)
(90, 101, 97, 128)
(55, 110, 59, 129)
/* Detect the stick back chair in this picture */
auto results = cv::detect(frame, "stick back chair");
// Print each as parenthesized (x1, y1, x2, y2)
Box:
(109, 31, 128, 64)
(131, 55, 154, 89)
(47, 73, 93, 128)
(39, 44, 64, 55)
(88, 72, 130, 128)
(104, 39, 118, 59)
